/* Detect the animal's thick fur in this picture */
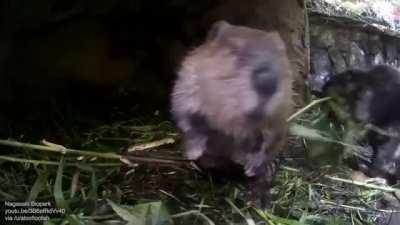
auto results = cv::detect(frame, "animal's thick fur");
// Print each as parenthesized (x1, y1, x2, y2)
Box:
(323, 65, 400, 183)
(171, 20, 293, 205)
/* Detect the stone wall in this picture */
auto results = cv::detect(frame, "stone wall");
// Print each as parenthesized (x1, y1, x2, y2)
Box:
(309, 15, 400, 91)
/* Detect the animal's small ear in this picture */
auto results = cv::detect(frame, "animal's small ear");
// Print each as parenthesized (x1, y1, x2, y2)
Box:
(266, 32, 286, 51)
(206, 20, 230, 41)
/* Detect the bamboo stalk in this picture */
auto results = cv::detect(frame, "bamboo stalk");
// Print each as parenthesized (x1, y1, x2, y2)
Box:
(0, 155, 121, 167)
(0, 139, 190, 166)
(127, 137, 176, 152)
(0, 155, 66, 166)
(0, 139, 120, 159)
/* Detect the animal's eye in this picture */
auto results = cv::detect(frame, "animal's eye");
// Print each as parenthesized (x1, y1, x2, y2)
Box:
(251, 65, 278, 97)
(253, 65, 270, 75)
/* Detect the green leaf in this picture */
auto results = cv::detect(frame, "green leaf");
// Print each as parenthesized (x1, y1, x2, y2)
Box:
(326, 216, 346, 225)
(27, 172, 47, 201)
(43, 220, 57, 225)
(107, 199, 143, 224)
(133, 202, 173, 225)
(88, 172, 98, 201)
(66, 214, 85, 225)
(0, 190, 16, 201)
(84, 171, 98, 213)
(107, 200, 173, 225)
(289, 124, 331, 142)
(291, 120, 343, 166)
(254, 208, 305, 225)
(54, 157, 69, 211)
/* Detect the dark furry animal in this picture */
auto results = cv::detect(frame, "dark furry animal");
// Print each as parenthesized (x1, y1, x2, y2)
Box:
(323, 65, 400, 183)
(171, 20, 293, 206)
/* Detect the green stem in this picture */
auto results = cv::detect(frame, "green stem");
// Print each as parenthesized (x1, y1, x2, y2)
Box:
(0, 139, 120, 159)
(287, 97, 331, 122)
(0, 155, 121, 167)
(0, 139, 189, 165)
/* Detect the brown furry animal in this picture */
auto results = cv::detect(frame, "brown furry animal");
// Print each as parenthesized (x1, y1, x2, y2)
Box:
(323, 65, 400, 183)
(171, 20, 293, 206)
